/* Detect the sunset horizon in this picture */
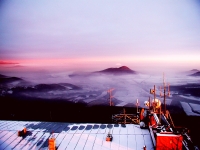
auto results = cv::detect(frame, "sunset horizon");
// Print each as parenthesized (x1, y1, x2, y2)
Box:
(1, 0, 200, 75)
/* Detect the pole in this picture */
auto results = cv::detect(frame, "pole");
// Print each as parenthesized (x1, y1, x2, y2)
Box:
(123, 108, 126, 124)
(163, 73, 166, 114)
(149, 96, 151, 110)
(159, 102, 161, 125)
(108, 88, 114, 106)
(153, 85, 156, 112)
(154, 85, 156, 101)
(164, 87, 166, 114)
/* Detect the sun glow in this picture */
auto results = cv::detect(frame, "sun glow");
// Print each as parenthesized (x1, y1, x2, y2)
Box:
(1, 54, 199, 70)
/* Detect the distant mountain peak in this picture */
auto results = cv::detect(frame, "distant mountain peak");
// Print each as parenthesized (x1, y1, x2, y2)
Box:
(69, 66, 137, 77)
(0, 74, 23, 85)
(97, 66, 136, 75)
(0, 74, 8, 78)
(118, 66, 130, 70)
(189, 71, 200, 76)
(191, 69, 199, 72)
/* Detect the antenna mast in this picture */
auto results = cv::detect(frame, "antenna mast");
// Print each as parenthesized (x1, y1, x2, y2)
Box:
(136, 99, 139, 113)
(150, 85, 156, 112)
(107, 88, 114, 106)
(160, 73, 170, 114)
(163, 73, 166, 114)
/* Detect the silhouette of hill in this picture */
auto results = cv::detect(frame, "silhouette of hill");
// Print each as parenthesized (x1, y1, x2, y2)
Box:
(69, 66, 137, 77)
(181, 69, 200, 76)
(0, 74, 81, 96)
(189, 71, 200, 76)
(190, 69, 199, 72)
(33, 83, 81, 92)
(0, 74, 8, 78)
(96, 66, 136, 75)
(0, 74, 23, 84)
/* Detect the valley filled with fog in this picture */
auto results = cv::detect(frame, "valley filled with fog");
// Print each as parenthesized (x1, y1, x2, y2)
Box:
(1, 68, 200, 117)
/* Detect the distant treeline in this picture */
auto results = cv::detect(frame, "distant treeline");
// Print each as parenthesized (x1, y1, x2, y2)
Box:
(0, 95, 139, 123)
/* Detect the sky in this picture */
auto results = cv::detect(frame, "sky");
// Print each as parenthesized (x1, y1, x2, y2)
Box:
(0, 0, 200, 73)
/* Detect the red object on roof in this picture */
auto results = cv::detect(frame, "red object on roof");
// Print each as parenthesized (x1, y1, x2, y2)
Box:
(156, 133, 183, 150)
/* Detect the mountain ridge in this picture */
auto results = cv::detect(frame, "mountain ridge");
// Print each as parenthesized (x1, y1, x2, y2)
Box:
(0, 74, 23, 84)
(96, 66, 136, 75)
(189, 71, 200, 76)
(69, 66, 137, 77)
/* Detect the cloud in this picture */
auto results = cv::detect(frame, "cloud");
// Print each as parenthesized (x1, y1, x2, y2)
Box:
(116, 63, 122, 66)
(0, 61, 19, 65)
(8, 65, 24, 68)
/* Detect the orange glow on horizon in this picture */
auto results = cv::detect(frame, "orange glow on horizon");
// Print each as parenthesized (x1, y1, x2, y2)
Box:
(1, 54, 199, 69)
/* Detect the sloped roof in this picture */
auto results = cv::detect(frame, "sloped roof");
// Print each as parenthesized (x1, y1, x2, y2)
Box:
(0, 120, 153, 150)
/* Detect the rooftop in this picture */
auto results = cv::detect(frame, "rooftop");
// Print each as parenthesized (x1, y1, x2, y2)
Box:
(0, 120, 154, 150)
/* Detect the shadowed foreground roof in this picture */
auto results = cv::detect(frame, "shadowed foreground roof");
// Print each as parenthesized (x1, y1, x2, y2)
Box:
(0, 120, 153, 150)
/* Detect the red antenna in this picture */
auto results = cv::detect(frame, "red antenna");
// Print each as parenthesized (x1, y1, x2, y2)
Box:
(150, 85, 156, 112)
(107, 88, 114, 106)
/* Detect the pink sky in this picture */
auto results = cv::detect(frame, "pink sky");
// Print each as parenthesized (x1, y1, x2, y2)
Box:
(0, 1, 200, 73)
(0, 54, 199, 74)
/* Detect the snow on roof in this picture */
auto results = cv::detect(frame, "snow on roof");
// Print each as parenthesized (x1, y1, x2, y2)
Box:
(0, 120, 154, 150)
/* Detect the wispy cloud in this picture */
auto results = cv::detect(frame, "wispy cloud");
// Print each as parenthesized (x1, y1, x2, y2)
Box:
(0, 61, 19, 65)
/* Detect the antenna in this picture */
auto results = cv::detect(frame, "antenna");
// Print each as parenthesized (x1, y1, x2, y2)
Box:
(168, 83, 170, 96)
(150, 85, 162, 124)
(163, 72, 165, 88)
(160, 73, 170, 114)
(150, 85, 156, 112)
(160, 86, 162, 97)
(107, 88, 114, 106)
(136, 99, 139, 113)
(148, 96, 151, 110)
